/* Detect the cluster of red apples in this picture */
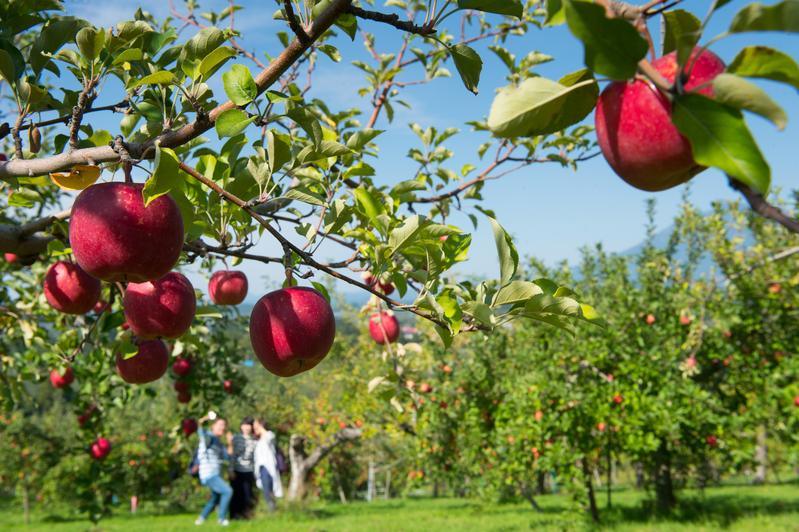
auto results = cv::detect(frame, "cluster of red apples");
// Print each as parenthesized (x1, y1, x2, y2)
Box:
(42, 181, 339, 398)
(361, 272, 401, 346)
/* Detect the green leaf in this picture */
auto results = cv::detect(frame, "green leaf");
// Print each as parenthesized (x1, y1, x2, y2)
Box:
(75, 26, 105, 62)
(284, 187, 328, 207)
(450, 44, 483, 95)
(487, 71, 598, 138)
(0, 41, 24, 81)
(487, 217, 518, 285)
(354, 187, 388, 236)
(182, 27, 226, 60)
(143, 145, 181, 206)
(729, 1, 799, 33)
(457, 0, 523, 18)
(198, 45, 237, 80)
(222, 64, 257, 106)
(215, 108, 255, 138)
(388, 215, 425, 255)
(112, 48, 143, 66)
(662, 9, 701, 65)
(712, 73, 787, 130)
(0, 49, 16, 83)
(492, 281, 544, 307)
(30, 16, 90, 75)
(564, 0, 648, 80)
(297, 140, 352, 163)
(346, 129, 383, 150)
(727, 46, 799, 90)
(672, 93, 770, 194)
(545, 0, 566, 25)
(129, 70, 175, 88)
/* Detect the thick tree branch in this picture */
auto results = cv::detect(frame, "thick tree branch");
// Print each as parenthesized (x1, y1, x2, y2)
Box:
(301, 427, 363, 472)
(347, 6, 436, 35)
(729, 177, 799, 235)
(0, 0, 353, 181)
(0, 209, 70, 256)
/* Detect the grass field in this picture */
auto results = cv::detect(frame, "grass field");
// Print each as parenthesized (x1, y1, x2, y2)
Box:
(2, 482, 799, 531)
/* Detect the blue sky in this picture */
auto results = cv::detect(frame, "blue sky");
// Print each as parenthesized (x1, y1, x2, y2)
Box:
(61, 0, 799, 296)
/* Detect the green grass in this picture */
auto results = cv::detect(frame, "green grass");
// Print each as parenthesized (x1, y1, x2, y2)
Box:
(2, 482, 799, 531)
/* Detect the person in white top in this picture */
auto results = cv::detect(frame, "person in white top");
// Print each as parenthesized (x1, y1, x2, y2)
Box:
(253, 419, 283, 511)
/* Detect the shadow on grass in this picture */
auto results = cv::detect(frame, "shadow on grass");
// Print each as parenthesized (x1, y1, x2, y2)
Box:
(601, 493, 799, 528)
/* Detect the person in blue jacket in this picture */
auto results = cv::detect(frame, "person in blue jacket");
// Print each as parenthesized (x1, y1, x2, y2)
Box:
(194, 413, 233, 526)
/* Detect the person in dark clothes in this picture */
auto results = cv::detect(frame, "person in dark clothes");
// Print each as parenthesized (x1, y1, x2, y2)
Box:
(229, 416, 257, 519)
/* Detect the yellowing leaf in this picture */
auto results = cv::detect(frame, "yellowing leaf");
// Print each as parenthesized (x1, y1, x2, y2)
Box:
(50, 165, 102, 190)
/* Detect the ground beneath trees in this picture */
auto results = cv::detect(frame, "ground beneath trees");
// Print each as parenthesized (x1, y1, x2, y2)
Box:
(2, 483, 798, 531)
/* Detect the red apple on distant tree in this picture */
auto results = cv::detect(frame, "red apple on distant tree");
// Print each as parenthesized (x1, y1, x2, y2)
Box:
(597, 422, 607, 432)
(419, 383, 432, 394)
(645, 314, 656, 325)
(123, 272, 196, 339)
(794, 396, 799, 407)
(69, 182, 184, 282)
(115, 340, 169, 384)
(768, 282, 782, 294)
(441, 364, 452, 374)
(595, 48, 725, 191)
(77, 404, 96, 427)
(223, 379, 234, 394)
(177, 390, 192, 404)
(43, 261, 102, 315)
(612, 394, 624, 405)
(679, 314, 692, 326)
(93, 300, 111, 314)
(174, 380, 190, 394)
(172, 357, 192, 377)
(249, 286, 336, 377)
(706, 434, 718, 447)
(209, 270, 248, 305)
(50, 367, 74, 389)
(368, 311, 399, 344)
(181, 418, 198, 436)
(4, 253, 18, 263)
(90, 437, 112, 460)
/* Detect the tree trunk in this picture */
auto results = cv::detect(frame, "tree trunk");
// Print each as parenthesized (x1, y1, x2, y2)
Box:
(652, 441, 676, 512)
(606, 447, 613, 509)
(519, 483, 542, 512)
(385, 468, 391, 499)
(536, 471, 549, 495)
(634, 461, 645, 490)
(367, 459, 375, 502)
(753, 425, 767, 485)
(287, 428, 362, 502)
(582, 459, 600, 523)
(22, 481, 30, 525)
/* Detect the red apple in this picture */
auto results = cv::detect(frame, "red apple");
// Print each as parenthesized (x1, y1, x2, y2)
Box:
(377, 280, 394, 295)
(50, 367, 74, 389)
(597, 422, 607, 432)
(181, 417, 198, 436)
(93, 300, 111, 314)
(123, 272, 196, 339)
(174, 380, 190, 394)
(612, 394, 624, 405)
(794, 396, 799, 407)
(419, 383, 432, 394)
(317, 417, 326, 426)
(249, 286, 336, 377)
(361, 271, 377, 286)
(439, 401, 448, 409)
(90, 437, 112, 460)
(115, 340, 169, 384)
(679, 314, 692, 326)
(706, 434, 718, 447)
(4, 253, 17, 263)
(441, 364, 452, 374)
(768, 282, 782, 294)
(177, 390, 192, 403)
(646, 314, 656, 325)
(69, 182, 184, 282)
(534, 410, 544, 421)
(209, 270, 248, 305)
(77, 405, 96, 427)
(595, 48, 725, 191)
(223, 379, 234, 394)
(43, 261, 102, 315)
(172, 357, 192, 377)
(368, 311, 399, 344)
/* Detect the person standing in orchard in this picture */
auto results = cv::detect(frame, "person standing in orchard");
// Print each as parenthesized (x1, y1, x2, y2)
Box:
(195, 414, 233, 526)
(229, 416, 257, 519)
(253, 419, 283, 512)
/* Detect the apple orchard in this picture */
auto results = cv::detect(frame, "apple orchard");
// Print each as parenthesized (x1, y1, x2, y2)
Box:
(1, 0, 799, 524)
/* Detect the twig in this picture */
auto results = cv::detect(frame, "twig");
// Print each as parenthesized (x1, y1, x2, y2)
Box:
(0, 101, 130, 141)
(284, 0, 311, 45)
(346, 6, 436, 35)
(178, 160, 456, 329)
(70, 77, 100, 150)
(729, 177, 799, 235)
